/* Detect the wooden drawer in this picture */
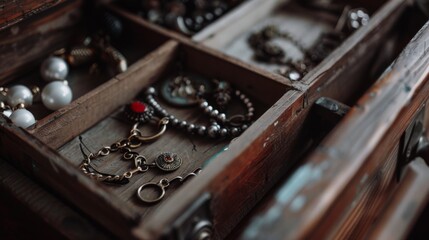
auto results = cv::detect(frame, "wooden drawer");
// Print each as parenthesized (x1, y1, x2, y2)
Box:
(0, 0, 427, 239)
(236, 16, 429, 240)
(367, 158, 429, 240)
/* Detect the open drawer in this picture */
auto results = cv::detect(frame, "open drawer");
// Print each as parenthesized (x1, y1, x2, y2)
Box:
(237, 17, 429, 240)
(0, 1, 427, 240)
(195, 0, 415, 86)
(366, 158, 429, 240)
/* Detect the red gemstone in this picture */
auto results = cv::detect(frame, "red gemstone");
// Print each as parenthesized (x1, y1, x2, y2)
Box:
(130, 101, 146, 113)
(164, 155, 173, 163)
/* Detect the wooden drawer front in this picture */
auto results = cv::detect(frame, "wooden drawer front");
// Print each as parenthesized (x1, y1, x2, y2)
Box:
(367, 158, 429, 240)
(0, 1, 426, 240)
(239, 17, 429, 240)
(0, 0, 69, 31)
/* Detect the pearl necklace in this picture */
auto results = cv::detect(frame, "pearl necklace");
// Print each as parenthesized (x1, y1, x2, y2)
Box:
(1, 56, 73, 128)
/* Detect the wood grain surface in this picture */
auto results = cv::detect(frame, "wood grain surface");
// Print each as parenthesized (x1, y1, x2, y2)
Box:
(1, 0, 427, 239)
(239, 15, 429, 240)
(0, 0, 68, 31)
(0, 159, 113, 239)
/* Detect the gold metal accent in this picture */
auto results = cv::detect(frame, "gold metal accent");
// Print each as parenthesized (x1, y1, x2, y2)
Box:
(53, 48, 67, 57)
(0, 87, 8, 96)
(79, 117, 169, 183)
(136, 168, 201, 204)
(15, 103, 25, 110)
(31, 86, 40, 96)
(129, 117, 169, 148)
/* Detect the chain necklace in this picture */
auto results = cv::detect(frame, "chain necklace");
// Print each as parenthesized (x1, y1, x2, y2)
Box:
(247, 7, 370, 81)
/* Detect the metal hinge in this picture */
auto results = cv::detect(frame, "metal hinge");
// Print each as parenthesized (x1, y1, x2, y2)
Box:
(163, 193, 213, 240)
(397, 107, 429, 180)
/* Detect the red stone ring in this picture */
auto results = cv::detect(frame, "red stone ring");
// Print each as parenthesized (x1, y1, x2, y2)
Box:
(124, 101, 154, 123)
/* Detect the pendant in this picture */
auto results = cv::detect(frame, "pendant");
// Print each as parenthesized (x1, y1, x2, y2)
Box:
(160, 73, 212, 107)
(155, 152, 182, 172)
(124, 101, 154, 123)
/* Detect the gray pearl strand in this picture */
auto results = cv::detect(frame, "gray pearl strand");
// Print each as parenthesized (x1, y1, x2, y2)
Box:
(198, 89, 254, 124)
(143, 87, 251, 138)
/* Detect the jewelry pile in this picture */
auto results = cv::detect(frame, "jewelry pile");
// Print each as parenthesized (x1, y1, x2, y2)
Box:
(80, 72, 255, 204)
(247, 5, 370, 81)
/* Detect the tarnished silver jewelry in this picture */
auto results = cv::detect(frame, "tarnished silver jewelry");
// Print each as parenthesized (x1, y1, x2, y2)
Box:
(137, 168, 202, 204)
(144, 79, 254, 138)
(155, 152, 182, 172)
(347, 8, 370, 30)
(160, 73, 212, 107)
(248, 6, 370, 81)
(197, 88, 254, 127)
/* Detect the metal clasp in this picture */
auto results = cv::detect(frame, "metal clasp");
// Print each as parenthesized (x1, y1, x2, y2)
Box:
(128, 117, 169, 148)
(137, 178, 170, 204)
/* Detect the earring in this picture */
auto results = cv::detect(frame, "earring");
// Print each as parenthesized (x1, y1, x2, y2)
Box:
(40, 56, 73, 110)
(1, 86, 37, 128)
(0, 55, 73, 128)
(41, 80, 73, 111)
(8, 103, 36, 129)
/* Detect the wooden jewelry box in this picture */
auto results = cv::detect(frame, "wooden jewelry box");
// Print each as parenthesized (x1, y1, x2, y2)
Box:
(1, 0, 428, 239)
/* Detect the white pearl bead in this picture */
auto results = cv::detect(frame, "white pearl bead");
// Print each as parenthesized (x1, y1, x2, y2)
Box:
(2, 109, 12, 118)
(9, 109, 36, 128)
(7, 85, 33, 107)
(40, 57, 69, 81)
(41, 81, 73, 110)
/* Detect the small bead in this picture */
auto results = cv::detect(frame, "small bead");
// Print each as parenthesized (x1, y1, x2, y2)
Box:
(220, 128, 228, 137)
(231, 127, 239, 136)
(160, 109, 168, 117)
(200, 101, 208, 108)
(9, 108, 36, 128)
(244, 98, 250, 104)
(146, 87, 156, 95)
(235, 90, 241, 95)
(179, 121, 188, 128)
(218, 113, 226, 122)
(204, 106, 213, 114)
(198, 126, 206, 136)
(40, 56, 69, 81)
(247, 102, 253, 108)
(240, 94, 246, 100)
(248, 107, 255, 113)
(210, 109, 219, 118)
(242, 125, 248, 130)
(7, 85, 33, 107)
(154, 104, 162, 111)
(187, 124, 195, 133)
(171, 118, 179, 126)
(168, 115, 176, 121)
(41, 81, 73, 110)
(208, 125, 219, 138)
